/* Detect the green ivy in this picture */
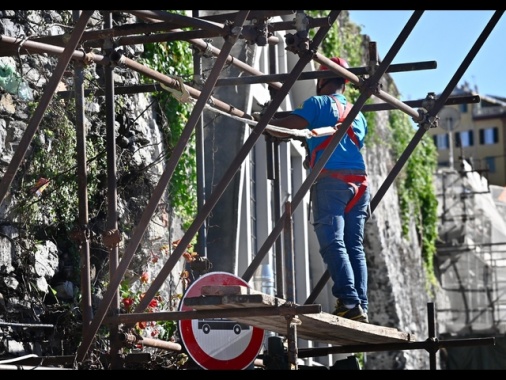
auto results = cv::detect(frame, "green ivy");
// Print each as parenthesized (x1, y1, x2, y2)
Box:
(389, 111, 439, 288)
(139, 11, 196, 229)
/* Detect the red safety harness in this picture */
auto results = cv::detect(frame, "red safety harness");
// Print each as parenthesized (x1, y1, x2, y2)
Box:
(310, 95, 368, 213)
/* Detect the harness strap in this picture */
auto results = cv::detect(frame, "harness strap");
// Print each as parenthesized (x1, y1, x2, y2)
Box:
(309, 96, 366, 213)
(329, 95, 359, 146)
(320, 170, 368, 213)
(308, 97, 356, 169)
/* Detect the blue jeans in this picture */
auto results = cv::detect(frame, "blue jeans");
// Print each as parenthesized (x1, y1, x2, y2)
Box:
(310, 174, 370, 313)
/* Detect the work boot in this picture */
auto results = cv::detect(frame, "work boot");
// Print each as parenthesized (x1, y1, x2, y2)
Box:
(333, 300, 369, 323)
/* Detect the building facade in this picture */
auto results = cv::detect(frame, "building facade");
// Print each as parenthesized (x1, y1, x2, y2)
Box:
(428, 83, 506, 186)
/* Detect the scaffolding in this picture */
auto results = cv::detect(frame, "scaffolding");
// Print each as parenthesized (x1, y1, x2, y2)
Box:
(436, 160, 506, 336)
(0, 10, 504, 369)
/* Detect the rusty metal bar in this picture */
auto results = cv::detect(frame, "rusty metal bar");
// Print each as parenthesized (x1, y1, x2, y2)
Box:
(110, 17, 338, 47)
(215, 60, 437, 87)
(356, 94, 480, 113)
(115, 27, 280, 47)
(0, 11, 94, 207)
(119, 332, 182, 351)
(102, 11, 122, 369)
(427, 302, 437, 370)
(297, 336, 495, 359)
(127, 10, 225, 34)
(115, 54, 252, 119)
(286, 315, 299, 369)
(275, 94, 480, 117)
(284, 201, 295, 302)
(188, 33, 282, 90)
(13, 21, 186, 54)
(193, 10, 207, 258)
(0, 35, 110, 65)
(133, 10, 252, 313)
(103, 304, 321, 325)
(5, 12, 303, 57)
(75, 10, 252, 362)
(72, 10, 93, 334)
(0, 35, 258, 121)
(56, 60, 439, 103)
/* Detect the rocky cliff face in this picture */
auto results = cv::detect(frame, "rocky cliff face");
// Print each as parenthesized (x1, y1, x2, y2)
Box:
(0, 11, 437, 369)
(363, 106, 432, 369)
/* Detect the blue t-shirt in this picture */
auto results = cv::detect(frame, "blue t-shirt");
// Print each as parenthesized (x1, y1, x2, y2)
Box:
(291, 93, 367, 171)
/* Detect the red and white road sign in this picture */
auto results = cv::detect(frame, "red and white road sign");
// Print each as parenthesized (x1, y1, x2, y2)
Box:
(179, 272, 265, 370)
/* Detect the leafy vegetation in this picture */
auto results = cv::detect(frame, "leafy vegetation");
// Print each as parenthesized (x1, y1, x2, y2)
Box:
(389, 111, 439, 288)
(140, 12, 196, 229)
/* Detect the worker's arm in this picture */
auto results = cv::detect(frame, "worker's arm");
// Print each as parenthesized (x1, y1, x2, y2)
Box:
(267, 114, 309, 138)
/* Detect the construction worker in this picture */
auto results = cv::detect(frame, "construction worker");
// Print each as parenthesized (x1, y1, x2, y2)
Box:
(264, 57, 370, 323)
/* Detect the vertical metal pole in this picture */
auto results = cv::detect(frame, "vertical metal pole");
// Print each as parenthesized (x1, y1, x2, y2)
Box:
(193, 10, 207, 260)
(103, 11, 121, 368)
(72, 9, 92, 332)
(265, 40, 286, 298)
(448, 131, 454, 169)
(284, 201, 295, 302)
(427, 302, 437, 370)
(286, 315, 299, 370)
(273, 140, 285, 299)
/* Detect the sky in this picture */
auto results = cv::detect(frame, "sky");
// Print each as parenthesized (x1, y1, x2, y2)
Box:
(347, 10, 506, 101)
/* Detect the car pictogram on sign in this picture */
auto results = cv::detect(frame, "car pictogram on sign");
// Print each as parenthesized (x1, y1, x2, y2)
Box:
(198, 318, 251, 335)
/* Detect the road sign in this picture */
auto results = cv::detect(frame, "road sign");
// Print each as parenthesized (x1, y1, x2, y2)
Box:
(179, 272, 265, 370)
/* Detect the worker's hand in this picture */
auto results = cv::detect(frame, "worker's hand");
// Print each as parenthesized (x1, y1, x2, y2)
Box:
(252, 112, 263, 122)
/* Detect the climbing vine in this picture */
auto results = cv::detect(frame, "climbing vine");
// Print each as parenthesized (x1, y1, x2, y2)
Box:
(139, 11, 196, 229)
(389, 110, 439, 288)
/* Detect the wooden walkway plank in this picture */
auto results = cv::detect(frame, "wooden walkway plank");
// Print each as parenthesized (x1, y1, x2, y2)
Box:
(183, 285, 416, 346)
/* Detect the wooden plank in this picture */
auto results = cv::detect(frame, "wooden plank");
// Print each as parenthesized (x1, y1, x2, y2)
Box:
(184, 285, 416, 346)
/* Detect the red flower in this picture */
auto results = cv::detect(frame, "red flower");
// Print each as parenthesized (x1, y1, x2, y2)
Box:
(122, 297, 134, 309)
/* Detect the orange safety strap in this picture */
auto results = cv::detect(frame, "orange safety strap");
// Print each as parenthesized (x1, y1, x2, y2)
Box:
(320, 170, 368, 213)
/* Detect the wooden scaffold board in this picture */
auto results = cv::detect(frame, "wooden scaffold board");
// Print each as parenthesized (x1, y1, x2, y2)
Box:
(183, 285, 416, 346)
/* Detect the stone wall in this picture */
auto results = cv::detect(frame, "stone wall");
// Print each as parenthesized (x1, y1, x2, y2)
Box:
(0, 11, 186, 361)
